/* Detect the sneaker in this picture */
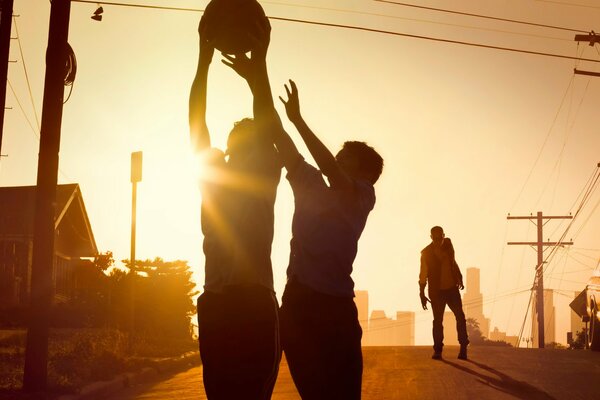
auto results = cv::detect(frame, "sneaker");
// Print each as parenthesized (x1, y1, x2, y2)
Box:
(458, 345, 467, 360)
(431, 351, 442, 360)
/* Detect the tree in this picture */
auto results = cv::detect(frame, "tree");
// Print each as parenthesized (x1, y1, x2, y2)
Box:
(123, 258, 199, 340)
(53, 252, 115, 328)
(466, 318, 485, 344)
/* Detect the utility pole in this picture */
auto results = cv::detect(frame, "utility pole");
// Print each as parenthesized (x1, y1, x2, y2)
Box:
(0, 0, 14, 158)
(507, 212, 573, 349)
(574, 31, 600, 77)
(129, 151, 142, 344)
(23, 0, 71, 392)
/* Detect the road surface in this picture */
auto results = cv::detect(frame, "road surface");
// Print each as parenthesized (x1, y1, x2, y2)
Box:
(111, 346, 600, 400)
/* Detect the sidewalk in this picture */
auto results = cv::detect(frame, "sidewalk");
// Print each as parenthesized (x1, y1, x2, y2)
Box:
(111, 356, 300, 400)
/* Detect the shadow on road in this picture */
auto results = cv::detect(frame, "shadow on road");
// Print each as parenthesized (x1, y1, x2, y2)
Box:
(440, 358, 557, 400)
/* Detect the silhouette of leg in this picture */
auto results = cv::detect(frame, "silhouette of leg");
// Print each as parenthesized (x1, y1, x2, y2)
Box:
(197, 287, 281, 400)
(430, 291, 446, 356)
(446, 287, 469, 347)
(280, 280, 362, 400)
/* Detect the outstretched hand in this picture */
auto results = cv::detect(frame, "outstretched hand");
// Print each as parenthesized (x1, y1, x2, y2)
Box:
(278, 80, 302, 124)
(221, 53, 253, 82)
(221, 18, 271, 83)
(420, 293, 431, 310)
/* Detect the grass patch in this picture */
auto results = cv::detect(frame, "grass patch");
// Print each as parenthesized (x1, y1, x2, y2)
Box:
(0, 329, 197, 395)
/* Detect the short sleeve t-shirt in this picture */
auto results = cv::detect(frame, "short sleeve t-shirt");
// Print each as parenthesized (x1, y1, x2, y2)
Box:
(200, 144, 281, 293)
(286, 159, 375, 297)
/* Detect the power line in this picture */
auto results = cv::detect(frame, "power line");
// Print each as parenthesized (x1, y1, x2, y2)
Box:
(541, 166, 600, 277)
(265, 0, 571, 43)
(7, 18, 73, 182)
(374, 0, 590, 34)
(72, 0, 203, 12)
(270, 16, 600, 64)
(69, 0, 600, 64)
(535, 0, 600, 10)
(13, 16, 40, 132)
(7, 79, 39, 140)
(509, 75, 575, 212)
(535, 78, 592, 209)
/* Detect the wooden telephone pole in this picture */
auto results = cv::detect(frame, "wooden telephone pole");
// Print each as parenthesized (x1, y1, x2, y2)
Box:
(574, 31, 600, 78)
(22, 0, 71, 392)
(507, 212, 573, 349)
(0, 0, 14, 159)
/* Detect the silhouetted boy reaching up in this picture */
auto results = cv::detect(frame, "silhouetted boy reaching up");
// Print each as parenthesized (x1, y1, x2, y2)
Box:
(276, 81, 383, 399)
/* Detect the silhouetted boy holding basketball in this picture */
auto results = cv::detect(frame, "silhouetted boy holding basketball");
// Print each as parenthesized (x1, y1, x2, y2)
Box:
(189, 16, 281, 399)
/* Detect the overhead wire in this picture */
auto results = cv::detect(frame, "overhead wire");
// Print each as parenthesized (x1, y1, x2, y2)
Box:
(8, 18, 74, 182)
(549, 265, 594, 275)
(541, 165, 600, 277)
(568, 249, 600, 260)
(269, 16, 600, 63)
(571, 195, 600, 240)
(68, 0, 600, 64)
(12, 15, 40, 132)
(7, 79, 40, 140)
(559, 248, 597, 268)
(264, 0, 572, 43)
(534, 0, 600, 10)
(373, 0, 590, 34)
(517, 286, 535, 346)
(509, 75, 575, 212)
(535, 77, 591, 209)
(514, 164, 600, 345)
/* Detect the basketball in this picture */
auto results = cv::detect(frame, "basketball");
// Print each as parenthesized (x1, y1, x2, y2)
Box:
(202, 0, 269, 54)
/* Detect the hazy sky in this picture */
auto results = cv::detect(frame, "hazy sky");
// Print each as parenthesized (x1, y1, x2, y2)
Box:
(1, 0, 599, 345)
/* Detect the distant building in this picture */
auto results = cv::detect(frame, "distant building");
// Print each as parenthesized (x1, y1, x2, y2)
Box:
(395, 311, 415, 346)
(489, 326, 518, 346)
(463, 267, 490, 338)
(363, 309, 415, 346)
(368, 310, 394, 346)
(354, 290, 369, 341)
(0, 184, 98, 308)
(532, 289, 555, 347)
(354, 290, 416, 346)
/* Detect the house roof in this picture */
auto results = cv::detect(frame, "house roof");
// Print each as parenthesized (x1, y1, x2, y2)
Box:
(0, 184, 98, 256)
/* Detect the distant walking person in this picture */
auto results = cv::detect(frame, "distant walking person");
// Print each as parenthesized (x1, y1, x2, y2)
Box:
(419, 226, 469, 360)
(275, 80, 383, 399)
(189, 18, 281, 399)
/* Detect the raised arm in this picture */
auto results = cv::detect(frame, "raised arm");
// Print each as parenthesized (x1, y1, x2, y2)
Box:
(279, 80, 353, 191)
(189, 17, 214, 153)
(221, 23, 301, 171)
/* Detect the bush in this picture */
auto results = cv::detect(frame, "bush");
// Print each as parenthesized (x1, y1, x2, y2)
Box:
(0, 328, 198, 393)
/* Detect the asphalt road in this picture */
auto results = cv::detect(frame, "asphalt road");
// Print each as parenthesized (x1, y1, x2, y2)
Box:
(111, 346, 600, 400)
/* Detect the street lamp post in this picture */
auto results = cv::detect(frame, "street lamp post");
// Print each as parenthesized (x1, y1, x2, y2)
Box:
(129, 151, 142, 344)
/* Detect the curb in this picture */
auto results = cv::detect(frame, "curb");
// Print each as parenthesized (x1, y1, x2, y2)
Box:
(57, 351, 200, 400)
